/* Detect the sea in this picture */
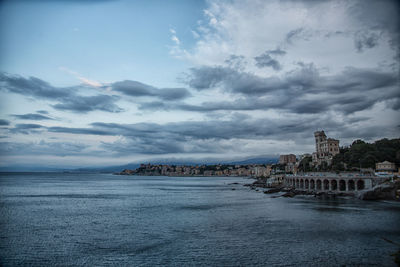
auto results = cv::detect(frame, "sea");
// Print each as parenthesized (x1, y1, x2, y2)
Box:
(0, 172, 399, 266)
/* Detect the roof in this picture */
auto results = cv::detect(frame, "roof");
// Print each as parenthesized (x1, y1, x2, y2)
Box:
(378, 161, 394, 164)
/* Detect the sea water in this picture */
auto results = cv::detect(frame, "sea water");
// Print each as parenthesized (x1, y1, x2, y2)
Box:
(0, 173, 399, 266)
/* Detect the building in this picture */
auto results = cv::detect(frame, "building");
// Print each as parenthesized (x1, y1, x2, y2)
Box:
(285, 162, 297, 174)
(312, 130, 340, 166)
(252, 165, 272, 178)
(376, 161, 396, 172)
(267, 174, 285, 187)
(279, 154, 296, 164)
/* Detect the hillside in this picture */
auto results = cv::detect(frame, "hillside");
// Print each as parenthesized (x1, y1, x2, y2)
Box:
(332, 138, 400, 171)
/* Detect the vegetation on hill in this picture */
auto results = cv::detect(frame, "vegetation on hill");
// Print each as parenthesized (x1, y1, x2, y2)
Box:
(298, 156, 313, 172)
(332, 138, 400, 171)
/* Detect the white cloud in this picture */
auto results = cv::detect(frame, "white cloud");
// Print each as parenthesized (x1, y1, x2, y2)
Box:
(180, 0, 398, 76)
(171, 35, 180, 45)
(59, 67, 103, 88)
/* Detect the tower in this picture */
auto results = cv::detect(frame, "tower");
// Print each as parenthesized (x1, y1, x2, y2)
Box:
(314, 131, 327, 158)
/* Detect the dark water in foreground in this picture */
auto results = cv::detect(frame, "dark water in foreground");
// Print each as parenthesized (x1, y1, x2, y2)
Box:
(0, 173, 399, 266)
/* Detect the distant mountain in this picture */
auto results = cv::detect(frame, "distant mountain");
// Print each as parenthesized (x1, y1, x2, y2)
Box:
(0, 165, 69, 172)
(74, 163, 141, 173)
(225, 157, 278, 165)
(76, 156, 278, 172)
(0, 156, 278, 173)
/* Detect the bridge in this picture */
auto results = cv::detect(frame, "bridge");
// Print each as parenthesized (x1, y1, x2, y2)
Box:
(284, 173, 382, 192)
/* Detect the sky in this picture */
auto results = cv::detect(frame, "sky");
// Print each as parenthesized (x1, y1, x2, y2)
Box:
(0, 0, 399, 169)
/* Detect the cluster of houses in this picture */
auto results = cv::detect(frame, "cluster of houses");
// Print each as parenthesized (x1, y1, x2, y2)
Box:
(120, 130, 398, 191)
(121, 163, 274, 178)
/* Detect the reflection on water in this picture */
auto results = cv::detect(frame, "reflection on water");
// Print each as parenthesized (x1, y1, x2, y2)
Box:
(0, 173, 399, 266)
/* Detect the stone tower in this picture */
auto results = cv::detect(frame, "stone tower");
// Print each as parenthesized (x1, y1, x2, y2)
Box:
(314, 131, 327, 158)
(312, 130, 340, 166)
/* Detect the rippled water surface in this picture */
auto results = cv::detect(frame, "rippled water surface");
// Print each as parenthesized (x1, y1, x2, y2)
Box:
(1, 173, 399, 266)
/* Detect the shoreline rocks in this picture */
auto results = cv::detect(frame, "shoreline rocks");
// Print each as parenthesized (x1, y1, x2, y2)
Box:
(244, 178, 358, 199)
(357, 180, 400, 200)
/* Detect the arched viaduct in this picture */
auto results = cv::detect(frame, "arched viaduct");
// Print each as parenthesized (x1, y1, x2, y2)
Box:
(284, 174, 375, 192)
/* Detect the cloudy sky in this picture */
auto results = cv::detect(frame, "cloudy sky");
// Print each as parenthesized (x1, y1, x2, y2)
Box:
(0, 0, 399, 168)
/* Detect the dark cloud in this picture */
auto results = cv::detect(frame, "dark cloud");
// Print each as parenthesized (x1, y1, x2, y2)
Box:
(48, 126, 111, 136)
(12, 113, 54, 120)
(30, 115, 396, 155)
(285, 27, 313, 45)
(36, 110, 49, 114)
(393, 100, 400, 110)
(3, 0, 117, 3)
(100, 138, 185, 155)
(187, 64, 397, 93)
(354, 30, 381, 52)
(112, 80, 191, 100)
(0, 119, 10, 126)
(52, 95, 123, 113)
(0, 140, 89, 157)
(254, 54, 281, 70)
(14, 123, 44, 129)
(43, 117, 337, 144)
(186, 66, 231, 90)
(139, 98, 272, 112)
(347, 0, 399, 56)
(0, 72, 123, 113)
(254, 48, 286, 70)
(0, 72, 71, 99)
(7, 112, 397, 155)
(158, 88, 191, 101)
(224, 55, 247, 70)
(112, 80, 156, 96)
(187, 66, 286, 95)
(10, 123, 45, 134)
(175, 64, 399, 115)
(268, 49, 286, 56)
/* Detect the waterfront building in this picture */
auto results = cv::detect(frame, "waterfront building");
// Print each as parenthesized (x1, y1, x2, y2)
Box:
(252, 166, 271, 177)
(279, 154, 296, 164)
(375, 161, 396, 172)
(238, 168, 250, 176)
(203, 170, 213, 176)
(285, 162, 296, 174)
(214, 170, 222, 176)
(312, 130, 339, 166)
(268, 174, 285, 187)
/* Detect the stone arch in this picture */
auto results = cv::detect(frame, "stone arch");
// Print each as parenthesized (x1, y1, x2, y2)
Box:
(348, 180, 355, 191)
(300, 179, 304, 189)
(316, 179, 322, 190)
(339, 180, 346, 191)
(310, 179, 315, 190)
(331, 180, 338, 191)
(357, 180, 365, 190)
(323, 179, 329, 191)
(305, 179, 309, 190)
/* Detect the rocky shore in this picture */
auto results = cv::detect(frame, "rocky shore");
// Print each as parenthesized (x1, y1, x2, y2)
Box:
(244, 178, 400, 201)
(357, 179, 400, 200)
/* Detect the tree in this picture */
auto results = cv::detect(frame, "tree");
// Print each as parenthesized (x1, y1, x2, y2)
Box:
(330, 138, 399, 171)
(298, 156, 312, 172)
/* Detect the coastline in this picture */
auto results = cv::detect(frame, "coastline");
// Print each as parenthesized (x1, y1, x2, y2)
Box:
(244, 177, 400, 201)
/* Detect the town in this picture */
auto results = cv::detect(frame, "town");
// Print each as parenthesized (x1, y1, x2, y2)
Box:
(119, 130, 400, 199)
